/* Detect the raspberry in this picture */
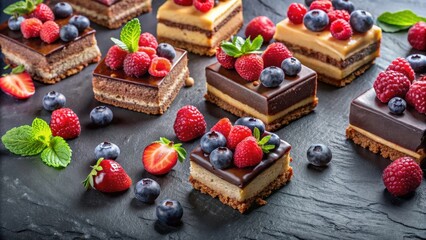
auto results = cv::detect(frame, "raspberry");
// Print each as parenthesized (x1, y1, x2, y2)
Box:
(330, 19, 352, 40)
(406, 81, 426, 114)
(408, 22, 426, 51)
(211, 118, 232, 138)
(235, 54, 264, 82)
(382, 157, 423, 197)
(216, 47, 236, 69)
(386, 57, 416, 82)
(309, 0, 333, 12)
(226, 125, 252, 150)
(245, 16, 276, 42)
(327, 10, 350, 23)
(173, 0, 193, 6)
(40, 21, 59, 44)
(50, 108, 81, 139)
(105, 45, 128, 70)
(193, 0, 214, 13)
(262, 42, 293, 68)
(123, 52, 151, 77)
(30, 3, 55, 22)
(234, 136, 263, 168)
(373, 70, 411, 103)
(20, 18, 42, 39)
(138, 32, 158, 49)
(149, 57, 172, 77)
(173, 105, 207, 142)
(138, 46, 157, 60)
(287, 3, 308, 24)
(419, 75, 426, 81)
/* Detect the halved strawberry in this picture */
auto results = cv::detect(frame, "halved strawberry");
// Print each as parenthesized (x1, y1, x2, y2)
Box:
(142, 137, 186, 175)
(0, 65, 35, 100)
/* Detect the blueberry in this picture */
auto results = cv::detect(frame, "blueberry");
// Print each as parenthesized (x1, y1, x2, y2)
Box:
(303, 10, 329, 32)
(90, 106, 113, 126)
(281, 57, 302, 76)
(200, 131, 227, 154)
(60, 24, 78, 42)
(94, 142, 120, 160)
(331, 0, 355, 13)
(69, 15, 90, 32)
(134, 178, 161, 203)
(209, 147, 233, 169)
(388, 97, 406, 115)
(8, 16, 25, 31)
(156, 199, 183, 226)
(156, 43, 176, 61)
(53, 2, 73, 18)
(260, 66, 285, 88)
(265, 133, 281, 150)
(42, 91, 66, 111)
(406, 54, 426, 73)
(235, 117, 265, 135)
(350, 10, 373, 33)
(307, 144, 332, 166)
(305, 0, 315, 7)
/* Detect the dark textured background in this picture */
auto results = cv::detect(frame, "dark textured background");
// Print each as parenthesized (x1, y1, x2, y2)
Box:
(1, 0, 425, 239)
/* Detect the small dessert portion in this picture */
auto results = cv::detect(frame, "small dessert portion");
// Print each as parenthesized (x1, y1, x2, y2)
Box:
(65, 0, 152, 29)
(157, 0, 243, 56)
(0, 1, 101, 84)
(189, 117, 293, 213)
(92, 19, 190, 115)
(274, 2, 382, 87)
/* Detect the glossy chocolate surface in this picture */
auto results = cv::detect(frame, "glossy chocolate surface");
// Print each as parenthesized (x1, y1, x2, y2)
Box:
(349, 88, 426, 151)
(206, 63, 317, 115)
(93, 48, 186, 89)
(0, 17, 96, 57)
(190, 136, 291, 188)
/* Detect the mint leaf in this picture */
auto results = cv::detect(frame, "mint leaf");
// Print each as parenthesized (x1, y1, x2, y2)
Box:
(111, 38, 129, 51)
(41, 137, 72, 168)
(250, 35, 263, 52)
(32, 118, 51, 146)
(120, 18, 141, 53)
(1, 125, 46, 156)
(3, 0, 35, 16)
(11, 65, 25, 74)
(232, 36, 245, 49)
(240, 38, 251, 53)
(376, 21, 411, 33)
(221, 42, 241, 57)
(378, 10, 426, 26)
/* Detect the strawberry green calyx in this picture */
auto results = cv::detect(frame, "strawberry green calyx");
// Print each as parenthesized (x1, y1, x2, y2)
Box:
(253, 127, 276, 153)
(157, 137, 187, 163)
(111, 18, 141, 53)
(3, 0, 43, 17)
(220, 35, 263, 58)
(82, 158, 104, 190)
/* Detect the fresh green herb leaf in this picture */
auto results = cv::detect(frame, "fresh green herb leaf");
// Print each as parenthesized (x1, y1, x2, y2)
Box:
(220, 35, 264, 58)
(3, 65, 10, 70)
(111, 38, 129, 51)
(32, 118, 51, 146)
(3, 0, 38, 16)
(11, 65, 26, 74)
(1, 125, 46, 156)
(253, 127, 260, 141)
(258, 135, 271, 146)
(233, 36, 245, 49)
(41, 136, 72, 168)
(377, 10, 426, 32)
(240, 38, 251, 53)
(376, 21, 411, 33)
(119, 18, 141, 53)
(250, 35, 263, 51)
(221, 42, 241, 57)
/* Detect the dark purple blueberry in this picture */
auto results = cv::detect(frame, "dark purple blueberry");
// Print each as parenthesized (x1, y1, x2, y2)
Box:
(209, 147, 233, 169)
(260, 66, 285, 88)
(406, 54, 426, 73)
(235, 117, 265, 135)
(156, 199, 183, 226)
(53, 2, 73, 18)
(350, 10, 373, 33)
(42, 91, 66, 111)
(156, 43, 176, 61)
(281, 57, 302, 76)
(94, 142, 120, 160)
(307, 144, 332, 166)
(60, 24, 78, 42)
(69, 15, 90, 32)
(90, 106, 113, 126)
(303, 10, 329, 32)
(332, 0, 355, 13)
(8, 16, 24, 31)
(200, 131, 226, 154)
(388, 97, 406, 115)
(135, 178, 160, 203)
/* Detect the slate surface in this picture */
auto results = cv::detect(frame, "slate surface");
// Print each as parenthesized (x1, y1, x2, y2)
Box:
(0, 0, 425, 239)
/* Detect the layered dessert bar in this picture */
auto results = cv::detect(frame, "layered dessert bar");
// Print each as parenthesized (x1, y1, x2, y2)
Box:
(65, 0, 152, 29)
(157, 0, 243, 56)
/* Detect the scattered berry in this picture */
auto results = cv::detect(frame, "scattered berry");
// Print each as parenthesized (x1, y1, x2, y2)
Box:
(216, 47, 236, 69)
(373, 70, 411, 103)
(95, 142, 120, 160)
(303, 10, 329, 32)
(138, 46, 157, 60)
(194, 0, 214, 13)
(42, 91, 66, 111)
(210, 118, 233, 138)
(331, 0, 354, 13)
(281, 57, 302, 76)
(262, 42, 293, 68)
(388, 97, 406, 115)
(265, 133, 281, 150)
(123, 52, 151, 77)
(156, 199, 183, 226)
(105, 45, 128, 70)
(21, 18, 42, 39)
(330, 19, 352, 40)
(149, 57, 172, 77)
(139, 32, 158, 49)
(309, 0, 333, 12)
(134, 178, 161, 203)
(260, 66, 285, 88)
(209, 147, 233, 169)
(40, 21, 60, 44)
(142, 138, 186, 175)
(69, 15, 90, 32)
(408, 22, 426, 51)
(235, 54, 264, 82)
(0, 70, 35, 100)
(307, 144, 332, 166)
(405, 81, 426, 114)
(8, 16, 25, 31)
(30, 3, 55, 22)
(90, 106, 114, 126)
(386, 57, 415, 82)
(174, 105, 206, 142)
(327, 10, 350, 23)
(173, 0, 193, 6)
(60, 24, 78, 42)
(350, 10, 373, 33)
(406, 54, 426, 73)
(156, 43, 176, 61)
(53, 2, 73, 18)
(50, 108, 81, 139)
(200, 131, 227, 154)
(287, 3, 308, 24)
(245, 16, 276, 42)
(234, 136, 263, 168)
(226, 125, 252, 150)
(235, 117, 266, 135)
(382, 157, 423, 197)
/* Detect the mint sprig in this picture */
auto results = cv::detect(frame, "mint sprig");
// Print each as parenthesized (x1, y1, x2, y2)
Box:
(41, 137, 72, 168)
(253, 127, 276, 154)
(221, 35, 263, 58)
(111, 18, 141, 53)
(377, 10, 426, 33)
(157, 137, 187, 163)
(3, 0, 42, 16)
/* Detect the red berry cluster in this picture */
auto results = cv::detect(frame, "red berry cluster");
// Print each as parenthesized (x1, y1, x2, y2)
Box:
(174, 0, 215, 13)
(20, 3, 57, 43)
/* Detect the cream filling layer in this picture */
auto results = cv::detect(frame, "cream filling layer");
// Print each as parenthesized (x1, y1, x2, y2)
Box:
(349, 124, 422, 160)
(93, 67, 188, 108)
(190, 154, 290, 201)
(274, 19, 382, 60)
(207, 84, 317, 124)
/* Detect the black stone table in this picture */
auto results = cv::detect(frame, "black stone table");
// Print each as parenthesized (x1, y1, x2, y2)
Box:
(1, 0, 425, 239)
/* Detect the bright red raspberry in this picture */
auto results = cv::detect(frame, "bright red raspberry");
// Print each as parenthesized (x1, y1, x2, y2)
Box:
(173, 0, 193, 6)
(386, 57, 416, 82)
(173, 105, 207, 142)
(211, 118, 233, 138)
(105, 45, 128, 70)
(50, 108, 81, 139)
(40, 20, 59, 44)
(262, 42, 293, 68)
(235, 54, 264, 81)
(405, 80, 426, 114)
(216, 47, 236, 69)
(149, 57, 172, 77)
(193, 0, 214, 13)
(29, 3, 55, 22)
(226, 125, 252, 150)
(138, 46, 157, 60)
(138, 32, 158, 49)
(287, 3, 308, 24)
(373, 70, 411, 103)
(234, 136, 263, 168)
(327, 10, 350, 23)
(245, 16, 276, 42)
(330, 19, 352, 40)
(309, 0, 333, 12)
(20, 18, 42, 39)
(382, 157, 423, 197)
(408, 22, 426, 51)
(123, 52, 151, 77)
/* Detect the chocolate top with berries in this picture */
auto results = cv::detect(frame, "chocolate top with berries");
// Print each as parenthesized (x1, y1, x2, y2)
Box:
(0, 16, 95, 57)
(190, 137, 291, 188)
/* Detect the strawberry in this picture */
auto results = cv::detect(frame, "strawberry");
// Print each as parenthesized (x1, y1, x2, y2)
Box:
(211, 118, 233, 138)
(40, 20, 60, 44)
(235, 54, 264, 82)
(29, 3, 55, 22)
(226, 125, 252, 150)
(142, 137, 187, 175)
(105, 45, 128, 70)
(216, 47, 236, 69)
(21, 18, 42, 39)
(174, 105, 206, 142)
(0, 65, 35, 100)
(245, 16, 276, 43)
(382, 157, 423, 197)
(50, 108, 81, 139)
(83, 158, 132, 193)
(262, 42, 293, 68)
